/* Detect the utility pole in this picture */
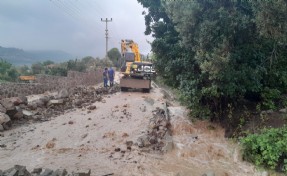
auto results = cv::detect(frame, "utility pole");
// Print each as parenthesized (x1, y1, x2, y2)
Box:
(101, 18, 112, 58)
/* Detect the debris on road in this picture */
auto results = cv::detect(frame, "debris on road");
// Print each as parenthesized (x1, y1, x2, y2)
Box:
(0, 85, 120, 131)
(0, 165, 91, 176)
(136, 105, 173, 153)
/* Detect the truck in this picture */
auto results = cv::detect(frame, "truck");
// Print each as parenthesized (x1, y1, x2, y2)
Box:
(120, 39, 156, 93)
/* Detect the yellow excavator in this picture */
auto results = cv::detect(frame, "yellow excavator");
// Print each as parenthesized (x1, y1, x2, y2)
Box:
(120, 39, 155, 92)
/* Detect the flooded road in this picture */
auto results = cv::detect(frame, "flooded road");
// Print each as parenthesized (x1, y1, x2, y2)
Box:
(0, 73, 264, 176)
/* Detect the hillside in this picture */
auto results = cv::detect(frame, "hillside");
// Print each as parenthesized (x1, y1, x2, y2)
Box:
(0, 46, 73, 65)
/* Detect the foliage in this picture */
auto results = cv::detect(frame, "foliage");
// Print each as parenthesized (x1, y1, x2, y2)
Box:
(31, 62, 44, 74)
(107, 48, 121, 67)
(261, 88, 281, 110)
(0, 58, 19, 82)
(138, 0, 287, 120)
(241, 127, 287, 172)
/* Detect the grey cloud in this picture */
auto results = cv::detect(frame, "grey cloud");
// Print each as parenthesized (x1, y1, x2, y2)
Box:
(0, 0, 152, 58)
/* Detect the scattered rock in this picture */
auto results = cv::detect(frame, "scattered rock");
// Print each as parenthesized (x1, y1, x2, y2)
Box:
(47, 99, 64, 106)
(266, 109, 274, 114)
(68, 121, 74, 125)
(137, 107, 172, 153)
(58, 89, 69, 99)
(39, 96, 50, 106)
(31, 168, 42, 174)
(0, 99, 15, 111)
(115, 148, 121, 152)
(12, 107, 24, 120)
(126, 141, 133, 148)
(52, 169, 67, 176)
(0, 112, 11, 125)
(0, 124, 4, 132)
(81, 133, 88, 139)
(71, 169, 91, 176)
(46, 140, 56, 149)
(122, 133, 129, 138)
(40, 168, 53, 176)
(22, 110, 34, 117)
(2, 121, 12, 130)
(2, 166, 86, 176)
(202, 171, 215, 176)
(0, 144, 7, 148)
(279, 108, 287, 113)
(0, 104, 6, 113)
(87, 105, 96, 110)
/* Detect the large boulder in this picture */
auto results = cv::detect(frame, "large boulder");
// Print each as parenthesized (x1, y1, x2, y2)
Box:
(12, 107, 24, 120)
(0, 112, 11, 124)
(0, 104, 6, 114)
(0, 99, 15, 111)
(57, 89, 69, 99)
(39, 96, 50, 106)
(9, 97, 28, 106)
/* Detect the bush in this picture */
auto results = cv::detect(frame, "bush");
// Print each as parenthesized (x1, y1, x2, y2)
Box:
(241, 127, 287, 172)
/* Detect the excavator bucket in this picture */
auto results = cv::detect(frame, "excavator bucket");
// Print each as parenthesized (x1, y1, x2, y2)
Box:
(120, 77, 151, 92)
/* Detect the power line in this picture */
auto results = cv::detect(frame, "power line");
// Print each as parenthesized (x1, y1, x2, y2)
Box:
(101, 18, 112, 58)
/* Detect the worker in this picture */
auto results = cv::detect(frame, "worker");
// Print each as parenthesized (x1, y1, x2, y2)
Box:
(108, 67, 115, 87)
(103, 68, 108, 88)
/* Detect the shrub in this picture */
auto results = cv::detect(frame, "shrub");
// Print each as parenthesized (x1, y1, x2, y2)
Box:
(241, 127, 287, 172)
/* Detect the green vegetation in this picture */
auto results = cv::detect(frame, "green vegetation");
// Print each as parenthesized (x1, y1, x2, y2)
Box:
(0, 58, 19, 82)
(138, 0, 287, 119)
(138, 0, 287, 172)
(241, 127, 287, 172)
(107, 48, 121, 67)
(0, 49, 118, 82)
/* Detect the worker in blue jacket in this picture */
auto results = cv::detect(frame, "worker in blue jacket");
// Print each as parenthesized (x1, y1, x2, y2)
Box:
(108, 67, 115, 87)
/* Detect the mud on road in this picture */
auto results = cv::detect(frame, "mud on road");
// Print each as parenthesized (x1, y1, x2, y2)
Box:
(0, 76, 264, 176)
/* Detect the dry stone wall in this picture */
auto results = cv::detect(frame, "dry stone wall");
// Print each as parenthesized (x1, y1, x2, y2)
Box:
(0, 70, 103, 99)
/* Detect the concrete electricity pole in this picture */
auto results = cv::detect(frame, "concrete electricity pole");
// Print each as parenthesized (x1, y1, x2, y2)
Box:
(101, 18, 112, 58)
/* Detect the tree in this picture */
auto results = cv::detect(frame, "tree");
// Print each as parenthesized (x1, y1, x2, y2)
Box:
(0, 59, 19, 82)
(42, 60, 54, 66)
(31, 62, 44, 74)
(107, 48, 121, 67)
(17, 65, 31, 75)
(138, 0, 287, 119)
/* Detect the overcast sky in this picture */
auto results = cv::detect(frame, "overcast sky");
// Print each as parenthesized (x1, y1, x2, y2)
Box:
(0, 0, 153, 58)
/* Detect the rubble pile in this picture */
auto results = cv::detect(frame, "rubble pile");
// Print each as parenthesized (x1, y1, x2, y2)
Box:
(0, 165, 91, 176)
(137, 107, 173, 153)
(0, 85, 120, 131)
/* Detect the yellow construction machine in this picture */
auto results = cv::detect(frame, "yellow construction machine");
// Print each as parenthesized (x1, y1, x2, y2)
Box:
(120, 39, 156, 92)
(19, 75, 36, 83)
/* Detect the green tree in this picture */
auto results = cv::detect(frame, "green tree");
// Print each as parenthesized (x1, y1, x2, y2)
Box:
(0, 58, 19, 82)
(42, 60, 54, 66)
(107, 48, 121, 67)
(17, 65, 31, 75)
(138, 0, 287, 119)
(31, 62, 44, 74)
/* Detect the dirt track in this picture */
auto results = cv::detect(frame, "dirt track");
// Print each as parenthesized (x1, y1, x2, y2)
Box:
(0, 73, 263, 176)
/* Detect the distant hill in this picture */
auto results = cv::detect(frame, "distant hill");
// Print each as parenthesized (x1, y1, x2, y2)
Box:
(0, 46, 74, 66)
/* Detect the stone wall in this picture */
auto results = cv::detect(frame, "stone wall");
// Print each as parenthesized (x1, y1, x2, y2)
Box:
(0, 70, 103, 99)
